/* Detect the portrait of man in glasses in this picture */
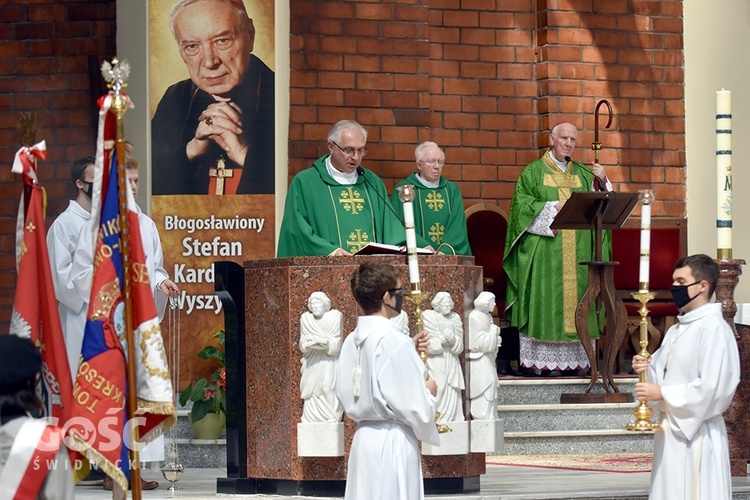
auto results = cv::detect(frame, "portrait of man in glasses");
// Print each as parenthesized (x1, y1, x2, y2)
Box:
(150, 0, 275, 195)
(277, 120, 412, 257)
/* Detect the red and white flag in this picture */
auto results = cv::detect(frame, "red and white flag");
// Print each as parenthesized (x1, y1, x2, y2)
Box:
(66, 93, 175, 490)
(10, 140, 74, 424)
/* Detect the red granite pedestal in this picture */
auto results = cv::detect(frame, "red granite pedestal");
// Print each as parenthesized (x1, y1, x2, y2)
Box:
(218, 255, 485, 495)
(715, 258, 749, 477)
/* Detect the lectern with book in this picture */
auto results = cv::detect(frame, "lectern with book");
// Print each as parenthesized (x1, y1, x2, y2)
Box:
(551, 191, 638, 403)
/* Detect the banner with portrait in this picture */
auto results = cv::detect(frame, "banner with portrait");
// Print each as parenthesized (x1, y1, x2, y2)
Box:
(149, 0, 276, 385)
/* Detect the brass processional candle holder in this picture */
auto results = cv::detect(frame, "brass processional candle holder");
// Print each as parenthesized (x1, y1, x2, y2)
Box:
(623, 291, 660, 433)
(625, 189, 660, 433)
(398, 185, 451, 434)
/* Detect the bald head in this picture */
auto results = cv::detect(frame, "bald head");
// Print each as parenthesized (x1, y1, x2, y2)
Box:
(549, 123, 578, 161)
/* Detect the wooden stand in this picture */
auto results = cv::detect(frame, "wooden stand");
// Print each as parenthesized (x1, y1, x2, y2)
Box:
(552, 192, 638, 404)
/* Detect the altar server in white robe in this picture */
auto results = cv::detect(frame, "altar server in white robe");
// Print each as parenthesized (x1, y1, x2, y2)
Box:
(46, 156, 95, 379)
(125, 156, 180, 321)
(125, 156, 180, 468)
(336, 261, 439, 500)
(633, 254, 740, 500)
(67, 157, 178, 489)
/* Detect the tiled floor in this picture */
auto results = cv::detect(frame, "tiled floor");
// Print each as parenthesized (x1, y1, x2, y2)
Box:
(72, 465, 750, 500)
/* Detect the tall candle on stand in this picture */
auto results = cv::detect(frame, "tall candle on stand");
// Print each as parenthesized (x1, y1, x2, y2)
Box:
(397, 185, 420, 290)
(716, 89, 733, 260)
(638, 190, 654, 293)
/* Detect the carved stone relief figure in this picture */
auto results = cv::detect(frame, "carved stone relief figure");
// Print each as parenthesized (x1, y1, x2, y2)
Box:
(421, 291, 465, 422)
(468, 291, 501, 420)
(299, 291, 343, 423)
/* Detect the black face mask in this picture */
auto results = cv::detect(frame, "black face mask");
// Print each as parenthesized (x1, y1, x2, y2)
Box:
(670, 281, 700, 310)
(80, 180, 93, 199)
(385, 288, 404, 314)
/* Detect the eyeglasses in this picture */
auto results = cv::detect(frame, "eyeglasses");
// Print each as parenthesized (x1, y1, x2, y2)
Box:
(419, 159, 445, 166)
(331, 141, 367, 158)
(387, 287, 404, 297)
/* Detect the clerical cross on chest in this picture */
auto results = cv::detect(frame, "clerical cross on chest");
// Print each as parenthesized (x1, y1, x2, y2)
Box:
(543, 172, 582, 199)
(346, 228, 370, 253)
(425, 191, 445, 212)
(428, 222, 445, 245)
(209, 157, 234, 195)
(339, 187, 365, 215)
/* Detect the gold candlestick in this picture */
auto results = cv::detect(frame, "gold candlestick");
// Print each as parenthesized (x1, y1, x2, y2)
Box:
(404, 287, 451, 434)
(624, 291, 660, 433)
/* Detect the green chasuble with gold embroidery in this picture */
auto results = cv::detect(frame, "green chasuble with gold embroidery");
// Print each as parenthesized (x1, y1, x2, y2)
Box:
(277, 155, 408, 257)
(391, 173, 472, 256)
(503, 151, 611, 342)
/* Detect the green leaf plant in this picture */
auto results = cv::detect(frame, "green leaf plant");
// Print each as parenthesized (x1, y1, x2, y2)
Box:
(178, 330, 226, 423)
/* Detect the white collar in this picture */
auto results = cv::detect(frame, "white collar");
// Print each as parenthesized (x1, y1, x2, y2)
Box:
(326, 156, 358, 185)
(549, 151, 568, 172)
(416, 173, 440, 188)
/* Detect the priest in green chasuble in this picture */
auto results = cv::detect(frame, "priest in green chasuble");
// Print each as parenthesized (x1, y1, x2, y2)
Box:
(278, 120, 410, 257)
(503, 122, 612, 375)
(390, 141, 472, 256)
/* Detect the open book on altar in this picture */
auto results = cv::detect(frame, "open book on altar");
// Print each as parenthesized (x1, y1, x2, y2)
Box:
(355, 242, 433, 255)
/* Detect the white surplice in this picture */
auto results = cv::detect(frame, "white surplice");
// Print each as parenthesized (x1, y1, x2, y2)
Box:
(46, 200, 92, 380)
(59, 205, 170, 462)
(335, 316, 439, 500)
(646, 302, 740, 500)
(136, 206, 170, 321)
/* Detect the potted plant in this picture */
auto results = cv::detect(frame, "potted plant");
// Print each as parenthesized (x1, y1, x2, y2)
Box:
(179, 330, 226, 439)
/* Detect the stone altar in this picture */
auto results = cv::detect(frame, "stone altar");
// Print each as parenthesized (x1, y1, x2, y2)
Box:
(216, 255, 488, 495)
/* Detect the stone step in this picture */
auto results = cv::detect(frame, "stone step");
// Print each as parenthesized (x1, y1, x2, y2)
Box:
(497, 376, 638, 405)
(502, 429, 655, 455)
(495, 376, 654, 455)
(499, 402, 640, 432)
(161, 408, 227, 468)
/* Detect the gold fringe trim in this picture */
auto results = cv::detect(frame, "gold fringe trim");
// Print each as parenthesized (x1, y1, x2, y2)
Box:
(136, 399, 177, 445)
(70, 434, 129, 492)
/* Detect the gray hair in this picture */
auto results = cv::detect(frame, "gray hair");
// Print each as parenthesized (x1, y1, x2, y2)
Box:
(327, 120, 368, 144)
(170, 0, 250, 39)
(415, 141, 444, 162)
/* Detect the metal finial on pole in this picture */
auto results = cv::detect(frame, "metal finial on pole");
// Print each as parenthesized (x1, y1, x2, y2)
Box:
(101, 57, 143, 500)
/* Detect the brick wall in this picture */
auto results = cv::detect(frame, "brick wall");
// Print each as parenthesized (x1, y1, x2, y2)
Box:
(0, 0, 685, 329)
(0, 1, 117, 330)
(289, 0, 686, 218)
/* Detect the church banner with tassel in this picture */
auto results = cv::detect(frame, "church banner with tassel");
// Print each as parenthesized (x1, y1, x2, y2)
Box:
(67, 88, 176, 490)
(10, 139, 74, 424)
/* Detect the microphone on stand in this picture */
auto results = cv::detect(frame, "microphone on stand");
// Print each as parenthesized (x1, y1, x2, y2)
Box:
(566, 156, 605, 191)
(356, 166, 405, 226)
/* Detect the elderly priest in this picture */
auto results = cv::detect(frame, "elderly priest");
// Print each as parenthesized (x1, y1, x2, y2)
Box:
(278, 120, 425, 257)
(390, 141, 471, 256)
